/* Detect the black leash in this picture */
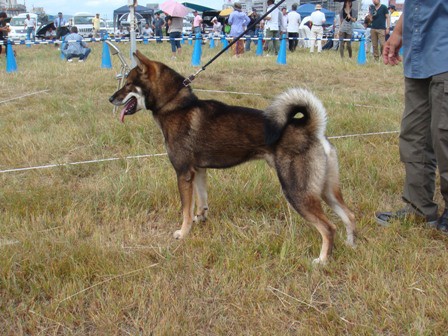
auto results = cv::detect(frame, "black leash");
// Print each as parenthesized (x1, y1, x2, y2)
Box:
(183, 0, 286, 87)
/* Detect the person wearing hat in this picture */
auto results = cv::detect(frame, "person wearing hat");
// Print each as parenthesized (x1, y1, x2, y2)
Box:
(228, 2, 250, 57)
(54, 12, 67, 40)
(92, 13, 101, 39)
(193, 10, 203, 35)
(211, 17, 222, 37)
(310, 4, 326, 53)
(245, 9, 259, 51)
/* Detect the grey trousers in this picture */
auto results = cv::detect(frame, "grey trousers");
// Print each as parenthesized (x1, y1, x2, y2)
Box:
(400, 72, 448, 220)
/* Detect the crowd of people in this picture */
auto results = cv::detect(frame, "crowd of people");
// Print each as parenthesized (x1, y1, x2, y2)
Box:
(0, 1, 399, 63)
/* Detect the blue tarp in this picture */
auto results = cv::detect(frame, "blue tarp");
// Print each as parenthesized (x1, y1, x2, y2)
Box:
(297, 4, 335, 25)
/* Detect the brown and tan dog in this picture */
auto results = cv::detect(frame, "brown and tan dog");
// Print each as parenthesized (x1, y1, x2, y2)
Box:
(109, 51, 356, 264)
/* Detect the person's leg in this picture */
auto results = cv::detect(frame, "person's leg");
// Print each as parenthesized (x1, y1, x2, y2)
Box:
(273, 30, 279, 54)
(346, 33, 352, 58)
(339, 32, 345, 58)
(310, 28, 316, 53)
(377, 29, 386, 57)
(316, 27, 323, 53)
(371, 29, 379, 60)
(400, 77, 438, 220)
(430, 72, 448, 225)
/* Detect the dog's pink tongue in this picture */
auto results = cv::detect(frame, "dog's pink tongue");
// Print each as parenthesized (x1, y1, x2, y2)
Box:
(120, 108, 126, 123)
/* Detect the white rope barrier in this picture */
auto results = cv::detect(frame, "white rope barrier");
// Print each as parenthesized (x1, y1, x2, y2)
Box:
(0, 35, 363, 46)
(0, 90, 50, 105)
(0, 131, 398, 174)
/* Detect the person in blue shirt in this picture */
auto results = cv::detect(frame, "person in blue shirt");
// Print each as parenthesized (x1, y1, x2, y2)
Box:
(375, 0, 448, 234)
(54, 12, 67, 40)
(62, 26, 91, 62)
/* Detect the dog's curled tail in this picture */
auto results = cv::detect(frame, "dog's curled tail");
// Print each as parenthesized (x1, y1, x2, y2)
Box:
(263, 88, 327, 146)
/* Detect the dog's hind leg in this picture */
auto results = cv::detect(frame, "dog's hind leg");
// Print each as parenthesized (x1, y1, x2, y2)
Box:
(295, 196, 337, 265)
(322, 149, 356, 247)
(193, 168, 208, 223)
(275, 152, 337, 264)
(173, 169, 196, 239)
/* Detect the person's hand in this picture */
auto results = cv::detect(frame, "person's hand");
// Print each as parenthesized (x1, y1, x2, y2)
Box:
(382, 31, 402, 65)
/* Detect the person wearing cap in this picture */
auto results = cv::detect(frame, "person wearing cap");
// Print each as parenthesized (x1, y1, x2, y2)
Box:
(54, 12, 67, 40)
(228, 2, 250, 57)
(193, 10, 203, 35)
(92, 13, 101, 39)
(369, 0, 390, 61)
(310, 4, 326, 53)
(287, 3, 301, 52)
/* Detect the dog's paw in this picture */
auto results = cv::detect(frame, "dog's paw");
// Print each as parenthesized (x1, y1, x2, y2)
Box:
(312, 257, 327, 266)
(194, 214, 207, 223)
(173, 230, 185, 240)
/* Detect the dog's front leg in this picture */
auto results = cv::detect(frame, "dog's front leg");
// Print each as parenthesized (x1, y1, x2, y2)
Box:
(173, 170, 195, 239)
(193, 168, 208, 223)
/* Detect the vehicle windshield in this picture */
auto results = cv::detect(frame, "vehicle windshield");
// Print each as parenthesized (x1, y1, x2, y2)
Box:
(11, 18, 26, 26)
(74, 16, 94, 25)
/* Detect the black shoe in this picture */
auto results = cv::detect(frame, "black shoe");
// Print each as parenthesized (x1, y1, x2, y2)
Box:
(375, 206, 437, 228)
(437, 209, 448, 234)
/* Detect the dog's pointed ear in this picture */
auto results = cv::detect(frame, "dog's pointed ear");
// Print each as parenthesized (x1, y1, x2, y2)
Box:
(133, 50, 156, 75)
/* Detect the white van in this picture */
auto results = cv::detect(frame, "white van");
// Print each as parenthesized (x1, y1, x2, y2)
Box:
(71, 12, 107, 38)
(8, 13, 39, 40)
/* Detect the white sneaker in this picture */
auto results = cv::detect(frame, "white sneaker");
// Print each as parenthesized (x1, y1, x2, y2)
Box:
(78, 59, 84, 63)
(67, 58, 73, 62)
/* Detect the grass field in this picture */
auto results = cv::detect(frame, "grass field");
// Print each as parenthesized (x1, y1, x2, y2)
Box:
(1, 40, 448, 335)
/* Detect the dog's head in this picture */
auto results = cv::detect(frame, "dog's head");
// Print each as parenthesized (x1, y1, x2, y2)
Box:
(109, 50, 187, 122)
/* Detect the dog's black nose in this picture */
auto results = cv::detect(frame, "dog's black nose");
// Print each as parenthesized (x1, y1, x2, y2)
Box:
(109, 96, 115, 103)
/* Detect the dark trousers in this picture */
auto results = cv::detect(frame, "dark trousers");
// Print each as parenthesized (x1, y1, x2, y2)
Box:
(400, 72, 448, 219)
(288, 32, 298, 51)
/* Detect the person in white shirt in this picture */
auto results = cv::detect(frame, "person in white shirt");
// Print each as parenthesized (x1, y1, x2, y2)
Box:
(287, 3, 301, 52)
(281, 7, 288, 35)
(264, 0, 282, 56)
(24, 14, 36, 41)
(310, 4, 326, 53)
(141, 23, 154, 37)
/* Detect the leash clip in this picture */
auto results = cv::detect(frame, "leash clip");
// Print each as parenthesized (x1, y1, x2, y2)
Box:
(183, 75, 195, 87)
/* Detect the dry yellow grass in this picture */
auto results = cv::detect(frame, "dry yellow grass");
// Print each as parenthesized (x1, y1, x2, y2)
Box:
(1, 40, 447, 335)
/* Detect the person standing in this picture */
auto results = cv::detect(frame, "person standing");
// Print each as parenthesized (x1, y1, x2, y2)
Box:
(264, 0, 281, 56)
(310, 4, 326, 53)
(0, 12, 10, 55)
(62, 26, 91, 62)
(153, 12, 164, 43)
(376, 0, 448, 234)
(192, 10, 202, 35)
(24, 14, 36, 41)
(54, 12, 67, 40)
(244, 10, 258, 52)
(339, 0, 357, 58)
(369, 0, 390, 61)
(167, 16, 183, 59)
(287, 3, 301, 52)
(228, 2, 250, 58)
(92, 13, 101, 39)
